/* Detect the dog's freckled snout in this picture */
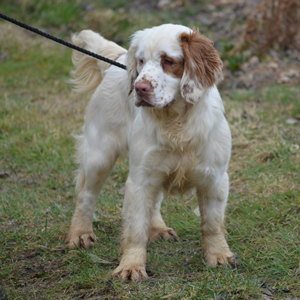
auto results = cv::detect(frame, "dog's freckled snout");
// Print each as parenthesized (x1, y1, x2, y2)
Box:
(135, 82, 151, 95)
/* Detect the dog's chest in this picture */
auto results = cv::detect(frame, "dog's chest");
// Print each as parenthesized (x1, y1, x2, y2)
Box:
(161, 150, 198, 194)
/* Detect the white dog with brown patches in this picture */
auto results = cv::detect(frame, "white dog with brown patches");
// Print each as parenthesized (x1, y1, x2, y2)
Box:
(66, 24, 236, 281)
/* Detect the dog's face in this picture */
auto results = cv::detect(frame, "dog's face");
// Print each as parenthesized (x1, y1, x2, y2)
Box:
(127, 24, 223, 109)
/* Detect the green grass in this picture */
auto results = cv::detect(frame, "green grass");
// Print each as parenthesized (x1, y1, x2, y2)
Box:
(1, 1, 300, 299)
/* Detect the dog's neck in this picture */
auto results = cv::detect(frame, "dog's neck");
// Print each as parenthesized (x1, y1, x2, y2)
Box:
(141, 92, 211, 150)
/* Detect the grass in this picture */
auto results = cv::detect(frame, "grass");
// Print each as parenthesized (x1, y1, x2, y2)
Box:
(1, 1, 300, 299)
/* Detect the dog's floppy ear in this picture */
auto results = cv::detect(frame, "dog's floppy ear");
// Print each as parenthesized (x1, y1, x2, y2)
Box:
(126, 30, 143, 95)
(179, 29, 223, 104)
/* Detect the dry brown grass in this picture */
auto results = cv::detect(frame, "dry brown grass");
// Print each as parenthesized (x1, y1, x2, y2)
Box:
(233, 0, 299, 54)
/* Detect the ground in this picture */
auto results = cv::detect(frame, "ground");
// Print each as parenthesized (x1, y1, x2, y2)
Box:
(0, 0, 299, 299)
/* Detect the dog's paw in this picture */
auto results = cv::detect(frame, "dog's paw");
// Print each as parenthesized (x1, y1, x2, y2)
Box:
(112, 265, 148, 282)
(205, 251, 237, 268)
(149, 227, 179, 242)
(65, 232, 97, 249)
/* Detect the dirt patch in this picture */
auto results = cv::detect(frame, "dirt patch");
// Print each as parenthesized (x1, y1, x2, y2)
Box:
(222, 56, 300, 89)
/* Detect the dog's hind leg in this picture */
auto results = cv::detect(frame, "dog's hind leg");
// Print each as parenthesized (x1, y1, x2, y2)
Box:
(149, 192, 178, 242)
(66, 133, 124, 249)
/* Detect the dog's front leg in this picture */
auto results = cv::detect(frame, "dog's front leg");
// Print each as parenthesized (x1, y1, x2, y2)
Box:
(197, 172, 236, 268)
(112, 175, 156, 282)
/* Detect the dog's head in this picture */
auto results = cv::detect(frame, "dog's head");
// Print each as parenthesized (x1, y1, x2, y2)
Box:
(127, 24, 223, 109)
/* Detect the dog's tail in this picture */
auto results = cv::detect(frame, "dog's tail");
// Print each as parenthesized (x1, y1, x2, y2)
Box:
(70, 30, 127, 94)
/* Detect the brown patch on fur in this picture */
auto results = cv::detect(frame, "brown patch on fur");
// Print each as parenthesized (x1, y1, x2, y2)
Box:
(160, 54, 184, 78)
(180, 29, 223, 87)
(140, 75, 156, 89)
(182, 84, 194, 94)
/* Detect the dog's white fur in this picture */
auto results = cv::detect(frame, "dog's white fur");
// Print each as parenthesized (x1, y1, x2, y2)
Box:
(66, 24, 235, 281)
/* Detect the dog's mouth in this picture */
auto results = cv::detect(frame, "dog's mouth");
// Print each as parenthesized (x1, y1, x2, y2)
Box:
(135, 100, 154, 108)
(135, 99, 176, 109)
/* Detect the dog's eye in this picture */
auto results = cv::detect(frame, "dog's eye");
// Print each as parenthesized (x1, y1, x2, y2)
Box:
(139, 59, 144, 66)
(164, 59, 174, 66)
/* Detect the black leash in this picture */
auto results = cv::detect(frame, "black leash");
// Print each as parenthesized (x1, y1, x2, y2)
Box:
(0, 12, 127, 70)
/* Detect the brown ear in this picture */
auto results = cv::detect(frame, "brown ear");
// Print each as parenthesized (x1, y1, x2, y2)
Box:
(179, 30, 223, 103)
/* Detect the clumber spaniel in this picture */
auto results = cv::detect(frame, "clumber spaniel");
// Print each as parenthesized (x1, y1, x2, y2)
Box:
(66, 24, 236, 281)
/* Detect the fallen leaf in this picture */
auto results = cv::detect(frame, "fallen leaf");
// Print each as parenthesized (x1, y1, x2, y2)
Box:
(161, 294, 176, 299)
(88, 253, 113, 264)
(290, 144, 299, 154)
(193, 206, 200, 217)
(286, 118, 299, 125)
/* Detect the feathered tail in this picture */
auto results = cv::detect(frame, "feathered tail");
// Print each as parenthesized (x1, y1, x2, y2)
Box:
(69, 30, 126, 94)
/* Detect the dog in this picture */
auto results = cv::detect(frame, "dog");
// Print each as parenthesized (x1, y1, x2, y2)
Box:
(65, 24, 236, 281)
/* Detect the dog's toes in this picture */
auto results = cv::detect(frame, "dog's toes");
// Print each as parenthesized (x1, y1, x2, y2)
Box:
(163, 228, 179, 241)
(205, 251, 236, 268)
(228, 253, 238, 268)
(130, 268, 148, 282)
(111, 266, 123, 279)
(65, 232, 97, 249)
(150, 227, 179, 242)
(112, 266, 148, 282)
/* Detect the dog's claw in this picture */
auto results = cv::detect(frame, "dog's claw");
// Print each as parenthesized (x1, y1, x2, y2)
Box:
(206, 251, 237, 268)
(112, 266, 148, 282)
(149, 227, 179, 242)
(65, 232, 98, 249)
